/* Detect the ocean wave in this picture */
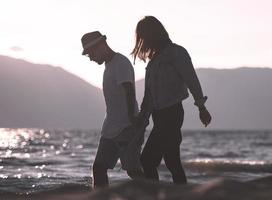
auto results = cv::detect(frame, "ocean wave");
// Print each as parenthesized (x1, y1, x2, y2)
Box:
(184, 159, 272, 173)
(252, 142, 272, 147)
(0, 157, 62, 166)
(197, 152, 242, 158)
(0, 176, 91, 195)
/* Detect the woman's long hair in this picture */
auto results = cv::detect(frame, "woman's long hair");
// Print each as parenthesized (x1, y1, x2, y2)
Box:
(131, 16, 172, 63)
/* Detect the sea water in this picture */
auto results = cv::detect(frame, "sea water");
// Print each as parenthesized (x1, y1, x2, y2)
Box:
(0, 128, 271, 194)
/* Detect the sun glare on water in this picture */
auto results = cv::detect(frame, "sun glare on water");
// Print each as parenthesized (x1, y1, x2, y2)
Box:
(188, 158, 266, 166)
(0, 129, 35, 149)
(0, 129, 49, 158)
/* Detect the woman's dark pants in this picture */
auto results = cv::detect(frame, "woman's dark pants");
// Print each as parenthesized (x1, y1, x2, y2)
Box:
(140, 102, 187, 184)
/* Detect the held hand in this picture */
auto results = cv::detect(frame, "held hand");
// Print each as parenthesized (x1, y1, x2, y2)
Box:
(134, 115, 144, 128)
(199, 107, 212, 127)
(133, 113, 149, 129)
(129, 114, 137, 125)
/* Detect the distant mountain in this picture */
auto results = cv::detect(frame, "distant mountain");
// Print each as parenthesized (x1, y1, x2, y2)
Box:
(0, 55, 105, 129)
(1, 55, 272, 130)
(180, 67, 272, 130)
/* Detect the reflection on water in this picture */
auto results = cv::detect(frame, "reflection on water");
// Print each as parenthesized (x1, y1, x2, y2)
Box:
(0, 129, 51, 182)
(0, 128, 39, 149)
(0, 129, 96, 181)
(187, 158, 266, 165)
(0, 129, 271, 194)
(0, 129, 96, 194)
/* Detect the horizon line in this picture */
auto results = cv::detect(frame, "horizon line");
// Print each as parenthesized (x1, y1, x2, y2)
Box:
(1, 54, 272, 71)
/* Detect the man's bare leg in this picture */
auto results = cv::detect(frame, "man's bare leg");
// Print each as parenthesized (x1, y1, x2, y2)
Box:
(93, 163, 109, 188)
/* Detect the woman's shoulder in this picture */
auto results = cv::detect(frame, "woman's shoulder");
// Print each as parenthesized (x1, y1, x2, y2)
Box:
(162, 43, 190, 59)
(170, 43, 188, 54)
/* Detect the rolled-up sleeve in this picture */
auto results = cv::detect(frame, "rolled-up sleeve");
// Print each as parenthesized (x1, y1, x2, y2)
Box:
(172, 46, 207, 107)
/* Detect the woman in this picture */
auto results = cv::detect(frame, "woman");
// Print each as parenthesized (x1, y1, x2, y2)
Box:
(132, 16, 212, 184)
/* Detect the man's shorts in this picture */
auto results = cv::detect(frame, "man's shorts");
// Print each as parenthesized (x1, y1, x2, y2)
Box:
(93, 125, 144, 171)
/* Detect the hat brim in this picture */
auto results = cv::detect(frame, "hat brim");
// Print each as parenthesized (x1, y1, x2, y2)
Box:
(82, 35, 106, 55)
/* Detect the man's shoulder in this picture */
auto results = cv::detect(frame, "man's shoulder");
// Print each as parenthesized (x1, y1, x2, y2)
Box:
(115, 53, 133, 65)
(113, 53, 134, 72)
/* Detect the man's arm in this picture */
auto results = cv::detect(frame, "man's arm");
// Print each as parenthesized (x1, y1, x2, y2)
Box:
(122, 82, 136, 124)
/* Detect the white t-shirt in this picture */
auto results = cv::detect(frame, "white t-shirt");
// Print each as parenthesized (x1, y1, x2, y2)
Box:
(101, 53, 138, 138)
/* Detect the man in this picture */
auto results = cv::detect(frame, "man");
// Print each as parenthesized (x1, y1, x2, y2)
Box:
(81, 31, 143, 188)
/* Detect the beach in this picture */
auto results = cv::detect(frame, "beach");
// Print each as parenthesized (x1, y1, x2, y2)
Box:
(2, 175, 271, 200)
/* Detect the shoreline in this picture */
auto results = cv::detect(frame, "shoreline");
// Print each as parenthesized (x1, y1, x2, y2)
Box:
(2, 175, 271, 200)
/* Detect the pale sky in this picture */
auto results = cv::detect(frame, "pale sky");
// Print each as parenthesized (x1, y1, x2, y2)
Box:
(0, 0, 272, 88)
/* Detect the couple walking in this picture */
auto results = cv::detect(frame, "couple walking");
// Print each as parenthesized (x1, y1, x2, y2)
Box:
(81, 16, 212, 188)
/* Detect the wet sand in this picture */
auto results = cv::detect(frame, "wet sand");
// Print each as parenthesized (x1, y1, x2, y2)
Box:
(3, 176, 272, 200)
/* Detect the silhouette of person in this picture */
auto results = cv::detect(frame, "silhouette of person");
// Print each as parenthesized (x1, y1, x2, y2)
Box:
(81, 31, 143, 188)
(131, 16, 212, 184)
